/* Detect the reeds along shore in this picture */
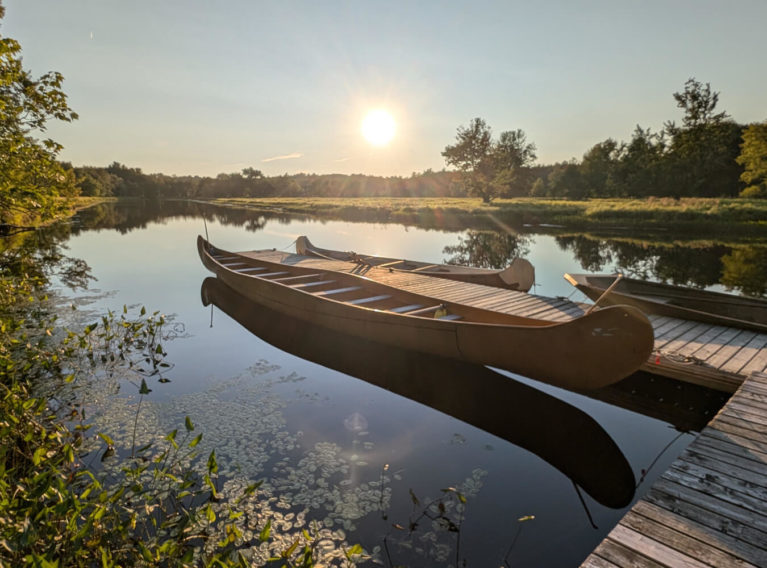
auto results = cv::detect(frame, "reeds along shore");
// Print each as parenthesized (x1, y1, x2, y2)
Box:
(209, 196, 767, 233)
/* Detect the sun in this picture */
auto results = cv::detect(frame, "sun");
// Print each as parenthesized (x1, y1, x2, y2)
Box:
(361, 109, 396, 146)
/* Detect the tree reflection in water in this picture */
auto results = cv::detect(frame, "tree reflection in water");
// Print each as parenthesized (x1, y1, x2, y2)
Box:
(443, 231, 532, 269)
(555, 234, 767, 297)
(70, 201, 767, 298)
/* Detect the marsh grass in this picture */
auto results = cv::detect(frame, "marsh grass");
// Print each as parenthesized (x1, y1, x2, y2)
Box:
(212, 196, 767, 233)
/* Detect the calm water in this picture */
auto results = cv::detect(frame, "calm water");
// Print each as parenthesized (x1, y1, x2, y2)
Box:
(49, 201, 736, 567)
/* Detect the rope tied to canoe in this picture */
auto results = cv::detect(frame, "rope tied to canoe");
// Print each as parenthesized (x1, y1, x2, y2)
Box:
(281, 238, 297, 251)
(654, 350, 707, 366)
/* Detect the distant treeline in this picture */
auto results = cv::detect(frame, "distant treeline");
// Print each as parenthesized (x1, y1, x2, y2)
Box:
(67, 121, 762, 202)
(66, 79, 766, 202)
(68, 164, 467, 200)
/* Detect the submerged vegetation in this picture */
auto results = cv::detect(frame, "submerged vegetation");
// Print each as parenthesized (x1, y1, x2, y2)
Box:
(0, 230, 371, 566)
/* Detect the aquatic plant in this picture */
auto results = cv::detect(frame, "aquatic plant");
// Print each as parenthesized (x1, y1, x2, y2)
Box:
(0, 258, 364, 566)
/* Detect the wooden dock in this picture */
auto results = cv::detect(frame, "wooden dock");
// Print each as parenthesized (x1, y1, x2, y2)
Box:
(241, 250, 766, 392)
(581, 371, 767, 567)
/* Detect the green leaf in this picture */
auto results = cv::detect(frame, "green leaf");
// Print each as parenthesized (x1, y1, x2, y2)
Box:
(345, 544, 364, 559)
(98, 432, 115, 446)
(282, 538, 299, 558)
(32, 446, 47, 466)
(204, 474, 218, 499)
(259, 519, 272, 542)
(138, 542, 153, 562)
(166, 429, 178, 449)
(189, 433, 203, 448)
(207, 450, 218, 474)
(139, 378, 152, 395)
(185, 415, 194, 432)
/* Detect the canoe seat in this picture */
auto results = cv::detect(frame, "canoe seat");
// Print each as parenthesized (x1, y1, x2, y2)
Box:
(214, 255, 240, 261)
(390, 304, 423, 313)
(291, 280, 336, 288)
(412, 264, 439, 272)
(377, 260, 404, 268)
(222, 261, 249, 267)
(437, 314, 463, 320)
(258, 271, 290, 278)
(634, 294, 672, 304)
(402, 304, 444, 316)
(314, 286, 362, 296)
(347, 294, 392, 305)
(271, 273, 321, 282)
(236, 266, 268, 273)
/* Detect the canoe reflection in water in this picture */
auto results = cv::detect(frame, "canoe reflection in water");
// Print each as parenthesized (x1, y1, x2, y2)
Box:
(201, 277, 635, 510)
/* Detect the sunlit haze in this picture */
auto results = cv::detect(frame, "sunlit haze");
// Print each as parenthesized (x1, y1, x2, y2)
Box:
(3, 0, 766, 177)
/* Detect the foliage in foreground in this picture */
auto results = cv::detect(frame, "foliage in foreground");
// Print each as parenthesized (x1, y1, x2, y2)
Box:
(0, 4, 80, 227)
(0, 258, 363, 567)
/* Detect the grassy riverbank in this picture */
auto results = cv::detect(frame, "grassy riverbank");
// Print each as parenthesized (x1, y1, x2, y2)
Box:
(211, 196, 767, 233)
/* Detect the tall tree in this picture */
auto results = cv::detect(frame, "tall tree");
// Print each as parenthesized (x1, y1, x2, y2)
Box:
(442, 118, 536, 203)
(494, 129, 538, 197)
(664, 78, 743, 197)
(547, 161, 586, 199)
(736, 121, 767, 198)
(0, 4, 79, 226)
(670, 78, 729, 129)
(612, 126, 668, 197)
(580, 139, 621, 196)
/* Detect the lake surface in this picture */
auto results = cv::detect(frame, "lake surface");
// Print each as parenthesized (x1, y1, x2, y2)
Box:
(49, 201, 739, 567)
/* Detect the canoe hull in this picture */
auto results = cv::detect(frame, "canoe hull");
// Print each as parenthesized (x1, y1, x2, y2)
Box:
(200, 236, 654, 390)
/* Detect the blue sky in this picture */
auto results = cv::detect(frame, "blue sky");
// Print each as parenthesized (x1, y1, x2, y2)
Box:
(4, 0, 766, 178)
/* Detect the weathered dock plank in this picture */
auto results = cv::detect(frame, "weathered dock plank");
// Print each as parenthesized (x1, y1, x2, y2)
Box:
(580, 372, 767, 568)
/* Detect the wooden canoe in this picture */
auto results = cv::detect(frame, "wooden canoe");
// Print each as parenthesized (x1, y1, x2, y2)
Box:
(198, 235, 654, 390)
(201, 276, 636, 508)
(296, 235, 535, 292)
(565, 273, 767, 333)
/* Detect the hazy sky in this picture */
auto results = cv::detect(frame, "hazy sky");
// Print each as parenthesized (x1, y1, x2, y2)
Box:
(4, 1, 766, 178)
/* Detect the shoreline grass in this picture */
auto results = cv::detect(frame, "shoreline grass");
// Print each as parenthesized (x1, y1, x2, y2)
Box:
(210, 196, 767, 234)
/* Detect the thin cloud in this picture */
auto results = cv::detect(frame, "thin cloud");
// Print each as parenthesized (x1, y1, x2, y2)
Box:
(262, 152, 303, 163)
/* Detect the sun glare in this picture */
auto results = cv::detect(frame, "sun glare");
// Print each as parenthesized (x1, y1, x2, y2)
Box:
(361, 109, 396, 146)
